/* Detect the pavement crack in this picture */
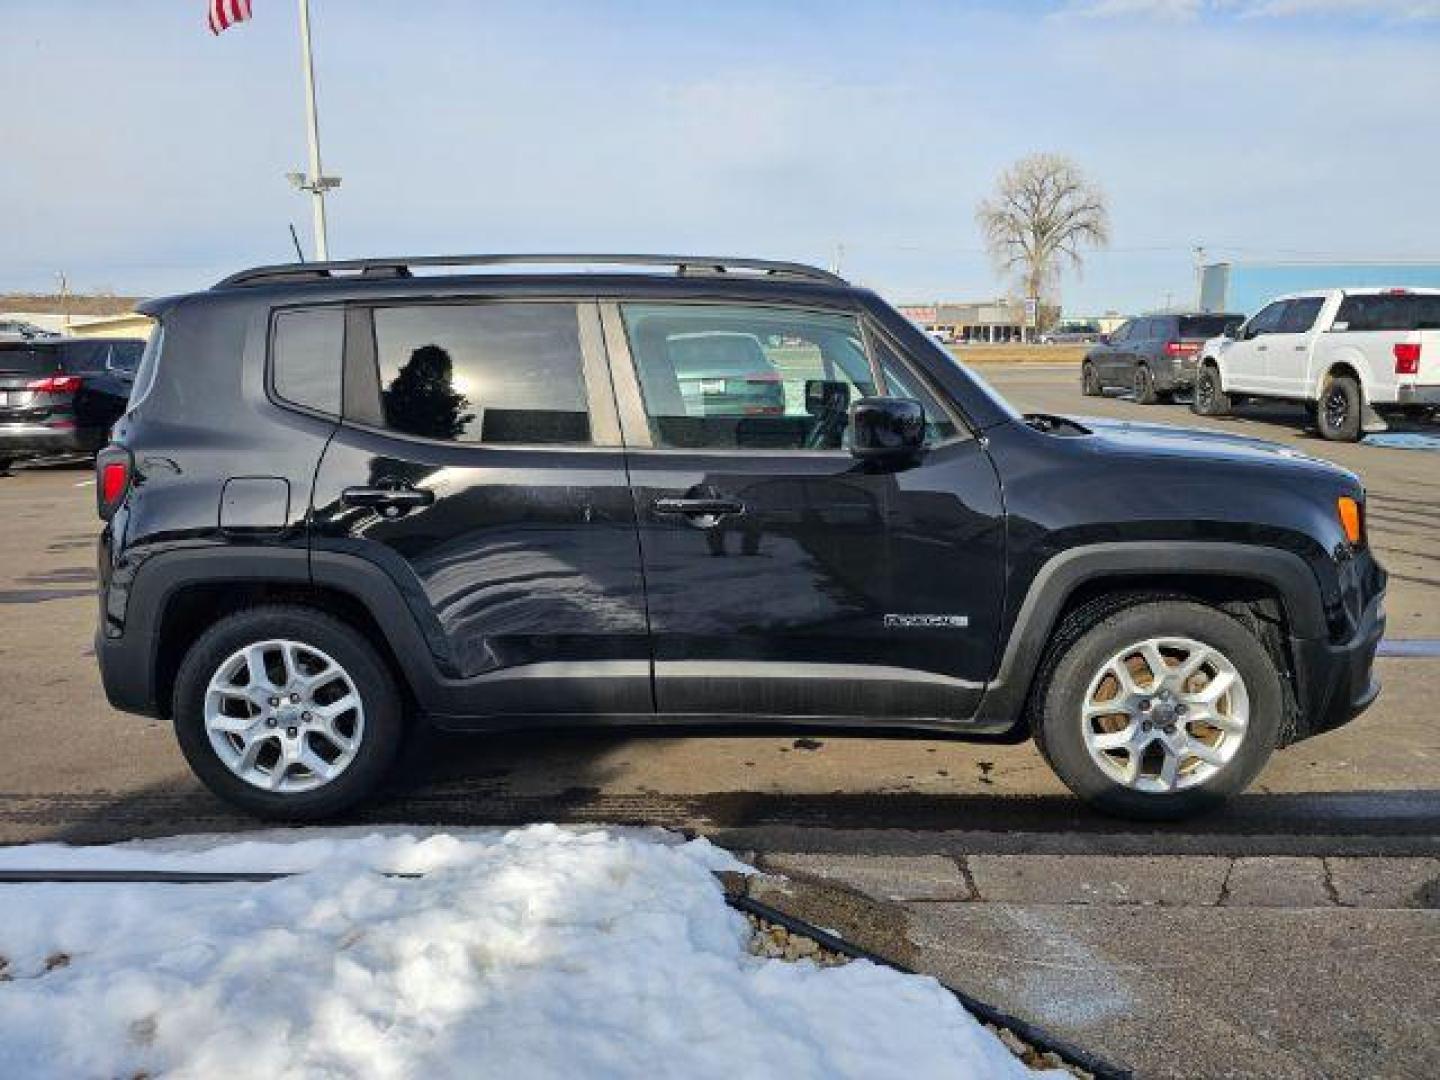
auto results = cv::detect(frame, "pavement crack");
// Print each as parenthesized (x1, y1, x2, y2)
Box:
(1320, 857, 1346, 907)
(954, 855, 982, 902)
(1216, 857, 1236, 907)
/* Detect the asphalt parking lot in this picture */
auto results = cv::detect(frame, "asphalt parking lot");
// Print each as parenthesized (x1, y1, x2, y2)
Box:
(1, 361, 1435, 851)
(2, 362, 1436, 1077)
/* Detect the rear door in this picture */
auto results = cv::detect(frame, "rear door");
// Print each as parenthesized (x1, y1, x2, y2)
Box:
(1262, 296, 1326, 397)
(309, 297, 651, 723)
(607, 298, 1005, 722)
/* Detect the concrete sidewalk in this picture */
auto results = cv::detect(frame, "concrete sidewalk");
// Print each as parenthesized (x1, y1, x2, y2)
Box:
(744, 853, 1440, 1079)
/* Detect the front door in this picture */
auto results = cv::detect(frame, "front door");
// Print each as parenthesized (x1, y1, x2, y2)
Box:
(309, 298, 651, 722)
(604, 300, 1005, 722)
(1224, 300, 1286, 391)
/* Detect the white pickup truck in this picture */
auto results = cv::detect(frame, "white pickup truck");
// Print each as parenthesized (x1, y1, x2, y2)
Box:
(1192, 287, 1440, 441)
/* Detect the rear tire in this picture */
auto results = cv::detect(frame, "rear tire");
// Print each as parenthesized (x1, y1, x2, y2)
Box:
(1033, 598, 1283, 821)
(1081, 362, 1103, 397)
(1191, 364, 1231, 416)
(1133, 365, 1159, 405)
(172, 605, 404, 821)
(1317, 374, 1363, 442)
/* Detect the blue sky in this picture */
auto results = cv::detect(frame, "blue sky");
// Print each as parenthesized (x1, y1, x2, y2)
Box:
(3, 0, 1438, 313)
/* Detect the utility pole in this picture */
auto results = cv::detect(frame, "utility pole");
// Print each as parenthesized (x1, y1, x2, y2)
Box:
(1193, 245, 1206, 311)
(287, 0, 340, 260)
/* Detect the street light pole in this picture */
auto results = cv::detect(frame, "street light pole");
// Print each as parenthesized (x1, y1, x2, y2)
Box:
(289, 0, 339, 260)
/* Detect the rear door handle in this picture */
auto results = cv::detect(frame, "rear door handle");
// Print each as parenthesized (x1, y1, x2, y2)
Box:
(1256, 345, 1268, 352)
(342, 485, 434, 515)
(654, 497, 745, 518)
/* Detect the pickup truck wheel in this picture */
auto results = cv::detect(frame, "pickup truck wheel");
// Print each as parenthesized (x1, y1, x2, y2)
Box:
(172, 605, 404, 820)
(1318, 375, 1363, 442)
(1081, 362, 1103, 397)
(1034, 599, 1283, 820)
(1133, 365, 1159, 405)
(1191, 365, 1230, 416)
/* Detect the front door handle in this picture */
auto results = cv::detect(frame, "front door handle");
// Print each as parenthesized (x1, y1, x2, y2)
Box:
(342, 485, 434, 517)
(654, 497, 745, 519)
(1257, 344, 1268, 352)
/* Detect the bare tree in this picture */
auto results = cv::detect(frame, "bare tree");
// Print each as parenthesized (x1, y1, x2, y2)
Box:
(976, 154, 1109, 338)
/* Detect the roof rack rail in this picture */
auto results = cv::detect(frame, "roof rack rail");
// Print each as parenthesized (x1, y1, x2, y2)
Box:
(214, 253, 847, 289)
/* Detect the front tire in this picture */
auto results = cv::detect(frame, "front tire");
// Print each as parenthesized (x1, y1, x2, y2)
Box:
(172, 605, 404, 820)
(1033, 598, 1283, 820)
(1317, 374, 1364, 442)
(1191, 364, 1231, 416)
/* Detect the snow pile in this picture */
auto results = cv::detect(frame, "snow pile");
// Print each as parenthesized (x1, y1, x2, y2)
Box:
(0, 826, 1050, 1079)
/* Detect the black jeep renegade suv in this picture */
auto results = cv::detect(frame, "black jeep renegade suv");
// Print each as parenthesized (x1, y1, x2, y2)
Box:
(94, 254, 1386, 821)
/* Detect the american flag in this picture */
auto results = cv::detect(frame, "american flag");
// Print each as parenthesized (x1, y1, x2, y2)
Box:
(208, 0, 253, 35)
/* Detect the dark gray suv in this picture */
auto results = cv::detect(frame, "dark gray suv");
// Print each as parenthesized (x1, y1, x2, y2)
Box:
(1083, 313, 1244, 404)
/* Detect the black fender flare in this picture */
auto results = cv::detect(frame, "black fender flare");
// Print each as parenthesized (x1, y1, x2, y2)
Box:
(973, 541, 1324, 726)
(99, 543, 452, 717)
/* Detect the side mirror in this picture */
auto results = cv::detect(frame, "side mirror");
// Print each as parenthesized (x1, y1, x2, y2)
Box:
(1224, 324, 1242, 340)
(1099, 333, 1112, 345)
(850, 396, 925, 463)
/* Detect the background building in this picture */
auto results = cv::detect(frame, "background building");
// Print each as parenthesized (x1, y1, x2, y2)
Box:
(898, 299, 1029, 342)
(1199, 261, 1440, 315)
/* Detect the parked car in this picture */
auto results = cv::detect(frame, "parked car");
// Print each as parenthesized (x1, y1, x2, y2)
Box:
(1040, 321, 1101, 345)
(0, 336, 145, 472)
(1193, 288, 1440, 441)
(667, 331, 785, 417)
(1083, 313, 1245, 403)
(94, 254, 1385, 823)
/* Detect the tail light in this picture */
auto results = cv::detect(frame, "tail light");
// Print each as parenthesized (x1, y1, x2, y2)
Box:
(1163, 341, 1199, 357)
(1394, 342, 1421, 375)
(28, 375, 83, 394)
(95, 445, 133, 521)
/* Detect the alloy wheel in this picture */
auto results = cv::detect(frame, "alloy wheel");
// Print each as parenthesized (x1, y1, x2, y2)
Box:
(204, 639, 365, 793)
(1324, 387, 1349, 433)
(1196, 372, 1214, 411)
(1080, 636, 1249, 793)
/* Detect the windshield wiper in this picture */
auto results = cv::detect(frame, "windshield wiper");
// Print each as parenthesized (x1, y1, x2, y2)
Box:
(1023, 413, 1092, 436)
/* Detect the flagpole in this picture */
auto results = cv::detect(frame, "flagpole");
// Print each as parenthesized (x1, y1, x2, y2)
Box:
(296, 0, 335, 260)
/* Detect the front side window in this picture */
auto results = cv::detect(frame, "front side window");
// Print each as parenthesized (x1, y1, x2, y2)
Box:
(373, 303, 589, 445)
(1246, 301, 1288, 337)
(272, 309, 344, 415)
(872, 335, 961, 444)
(1278, 297, 1324, 334)
(621, 303, 875, 450)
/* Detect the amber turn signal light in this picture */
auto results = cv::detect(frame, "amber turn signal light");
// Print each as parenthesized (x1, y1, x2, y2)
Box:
(1337, 496, 1363, 545)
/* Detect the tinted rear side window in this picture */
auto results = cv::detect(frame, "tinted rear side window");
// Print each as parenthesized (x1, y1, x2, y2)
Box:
(1334, 293, 1440, 332)
(0, 344, 60, 376)
(372, 303, 589, 445)
(272, 308, 344, 416)
(1179, 315, 1243, 339)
